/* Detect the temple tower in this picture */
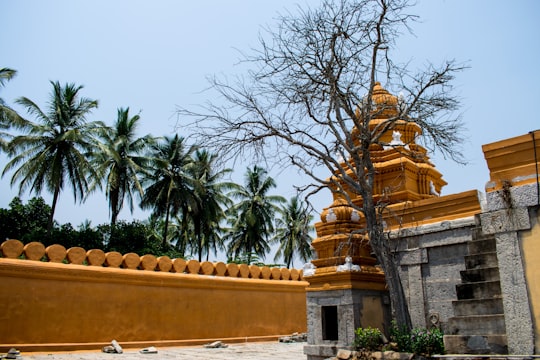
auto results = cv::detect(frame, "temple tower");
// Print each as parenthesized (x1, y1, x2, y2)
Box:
(303, 83, 448, 360)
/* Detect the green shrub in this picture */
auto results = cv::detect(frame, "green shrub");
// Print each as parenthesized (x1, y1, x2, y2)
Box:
(389, 320, 412, 353)
(389, 321, 445, 356)
(353, 327, 383, 351)
(410, 327, 444, 356)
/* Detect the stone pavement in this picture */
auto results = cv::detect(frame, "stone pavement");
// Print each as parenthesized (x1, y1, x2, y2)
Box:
(21, 342, 306, 360)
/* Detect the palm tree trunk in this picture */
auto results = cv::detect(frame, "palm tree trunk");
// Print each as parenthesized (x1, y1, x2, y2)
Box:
(110, 190, 119, 228)
(197, 235, 202, 262)
(47, 186, 60, 238)
(162, 202, 171, 248)
(195, 221, 203, 262)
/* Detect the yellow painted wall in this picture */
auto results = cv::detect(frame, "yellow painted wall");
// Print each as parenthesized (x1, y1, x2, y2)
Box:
(521, 209, 540, 353)
(0, 256, 307, 352)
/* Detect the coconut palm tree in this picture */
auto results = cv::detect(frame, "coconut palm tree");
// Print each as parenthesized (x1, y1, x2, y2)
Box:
(273, 196, 314, 268)
(0, 68, 25, 152)
(188, 149, 236, 261)
(140, 134, 197, 247)
(2, 81, 100, 234)
(0, 68, 16, 90)
(225, 165, 285, 264)
(92, 107, 155, 227)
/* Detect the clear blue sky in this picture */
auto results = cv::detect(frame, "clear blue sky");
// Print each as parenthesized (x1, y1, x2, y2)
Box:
(2, 0, 539, 230)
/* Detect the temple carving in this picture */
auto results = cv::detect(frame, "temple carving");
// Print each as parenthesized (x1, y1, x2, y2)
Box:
(310, 82, 451, 278)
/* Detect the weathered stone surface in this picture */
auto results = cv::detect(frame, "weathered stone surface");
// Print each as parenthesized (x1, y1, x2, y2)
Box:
(279, 332, 307, 343)
(304, 343, 339, 357)
(399, 248, 427, 266)
(111, 339, 123, 354)
(495, 231, 534, 354)
(485, 182, 539, 211)
(203, 340, 228, 348)
(480, 208, 530, 235)
(336, 349, 351, 359)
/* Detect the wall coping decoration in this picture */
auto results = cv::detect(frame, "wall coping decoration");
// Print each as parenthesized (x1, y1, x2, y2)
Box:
(0, 239, 304, 281)
(483, 129, 540, 192)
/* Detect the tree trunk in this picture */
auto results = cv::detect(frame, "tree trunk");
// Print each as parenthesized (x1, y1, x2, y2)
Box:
(364, 189, 412, 331)
(162, 202, 170, 248)
(47, 186, 60, 238)
(371, 227, 412, 331)
(110, 190, 119, 228)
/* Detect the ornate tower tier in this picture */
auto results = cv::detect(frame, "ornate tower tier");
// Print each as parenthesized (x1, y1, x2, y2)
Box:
(304, 83, 451, 360)
(309, 82, 447, 271)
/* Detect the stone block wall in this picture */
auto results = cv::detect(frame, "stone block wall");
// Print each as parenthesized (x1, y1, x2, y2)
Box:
(392, 217, 478, 331)
(480, 181, 539, 354)
(304, 288, 390, 360)
(0, 239, 308, 352)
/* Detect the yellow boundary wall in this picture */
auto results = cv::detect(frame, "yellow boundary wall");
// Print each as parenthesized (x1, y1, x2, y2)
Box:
(0, 240, 308, 352)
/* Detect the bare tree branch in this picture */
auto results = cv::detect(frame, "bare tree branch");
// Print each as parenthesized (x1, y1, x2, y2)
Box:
(176, 0, 467, 330)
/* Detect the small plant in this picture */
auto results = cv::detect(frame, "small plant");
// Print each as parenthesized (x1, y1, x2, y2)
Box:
(389, 321, 445, 356)
(353, 327, 383, 351)
(389, 321, 412, 353)
(410, 327, 444, 356)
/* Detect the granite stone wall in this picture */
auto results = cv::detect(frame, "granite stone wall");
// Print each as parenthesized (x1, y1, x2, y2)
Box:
(391, 217, 477, 331)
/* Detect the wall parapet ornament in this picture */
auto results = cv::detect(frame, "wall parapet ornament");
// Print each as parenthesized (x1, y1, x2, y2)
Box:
(0, 239, 304, 281)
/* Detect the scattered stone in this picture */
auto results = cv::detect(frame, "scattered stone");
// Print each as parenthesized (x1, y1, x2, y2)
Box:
(111, 339, 123, 354)
(102, 346, 116, 354)
(328, 349, 417, 360)
(204, 341, 228, 349)
(336, 349, 352, 359)
(139, 346, 158, 354)
(102, 340, 123, 354)
(3, 348, 21, 360)
(279, 332, 307, 343)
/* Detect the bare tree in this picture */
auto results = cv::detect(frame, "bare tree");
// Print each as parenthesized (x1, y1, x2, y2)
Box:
(178, 0, 466, 331)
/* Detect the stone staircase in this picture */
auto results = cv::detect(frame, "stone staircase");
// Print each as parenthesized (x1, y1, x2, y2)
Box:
(444, 225, 508, 354)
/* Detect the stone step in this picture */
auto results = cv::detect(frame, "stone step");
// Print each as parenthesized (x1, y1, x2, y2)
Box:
(468, 238, 497, 255)
(460, 267, 500, 283)
(447, 314, 506, 336)
(465, 253, 498, 269)
(443, 334, 508, 355)
(471, 226, 495, 241)
(456, 281, 501, 300)
(452, 298, 504, 316)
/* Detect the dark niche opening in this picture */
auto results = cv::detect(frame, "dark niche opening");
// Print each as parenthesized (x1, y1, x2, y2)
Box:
(322, 305, 339, 341)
